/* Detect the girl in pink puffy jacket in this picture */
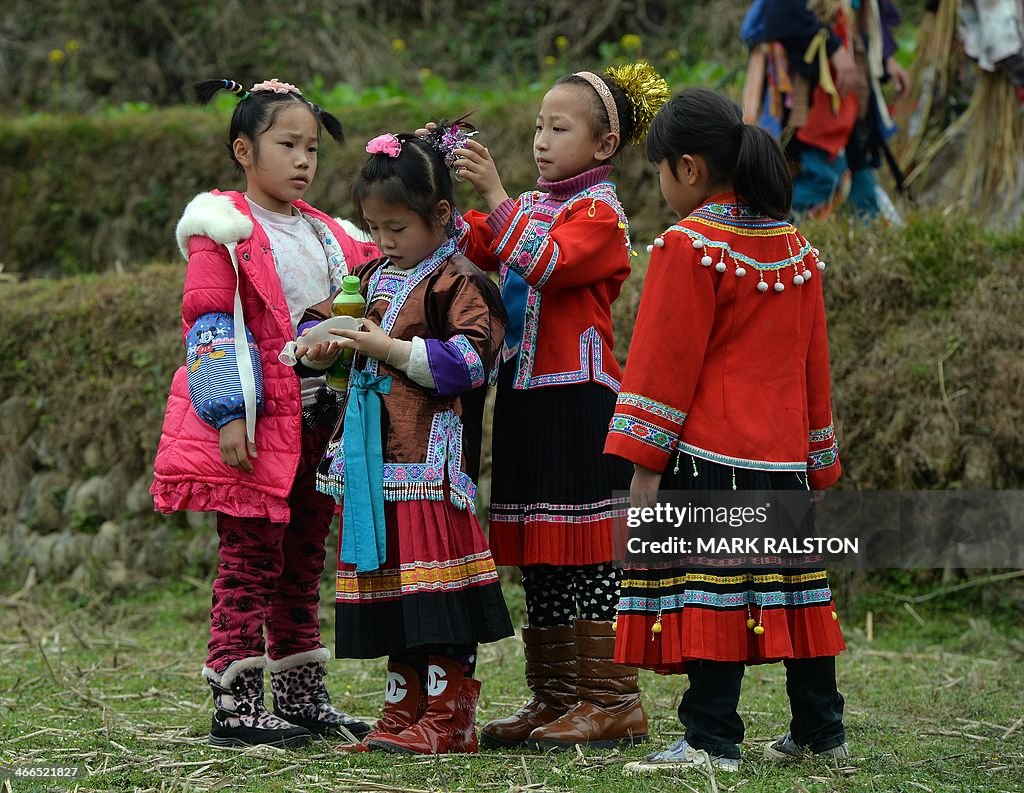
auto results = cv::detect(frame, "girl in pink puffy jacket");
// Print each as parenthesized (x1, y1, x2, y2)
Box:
(150, 78, 377, 748)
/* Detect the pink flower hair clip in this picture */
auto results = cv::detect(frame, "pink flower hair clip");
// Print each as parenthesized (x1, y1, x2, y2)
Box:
(366, 133, 402, 158)
(250, 78, 301, 95)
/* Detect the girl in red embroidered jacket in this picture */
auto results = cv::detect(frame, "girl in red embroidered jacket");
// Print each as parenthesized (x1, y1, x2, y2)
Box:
(606, 88, 847, 775)
(444, 63, 669, 752)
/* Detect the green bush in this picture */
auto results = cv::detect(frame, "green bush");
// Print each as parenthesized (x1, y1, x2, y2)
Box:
(0, 97, 681, 277)
(1, 213, 1020, 492)
(4, 1, 753, 113)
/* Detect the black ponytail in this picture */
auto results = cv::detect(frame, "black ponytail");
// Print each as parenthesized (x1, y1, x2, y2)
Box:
(646, 88, 792, 220)
(734, 124, 791, 220)
(194, 79, 248, 104)
(311, 103, 345, 144)
(192, 78, 346, 170)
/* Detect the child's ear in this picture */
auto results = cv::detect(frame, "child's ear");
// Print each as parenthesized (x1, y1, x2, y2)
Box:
(680, 154, 702, 186)
(433, 199, 452, 228)
(594, 131, 620, 162)
(232, 136, 254, 169)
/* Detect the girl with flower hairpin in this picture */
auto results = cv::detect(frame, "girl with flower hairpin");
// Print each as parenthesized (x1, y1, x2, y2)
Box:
(151, 77, 377, 748)
(607, 88, 847, 775)
(298, 124, 513, 755)
(445, 62, 669, 752)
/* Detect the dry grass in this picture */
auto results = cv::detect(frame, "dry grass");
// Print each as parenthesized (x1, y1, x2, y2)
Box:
(1, 576, 1023, 792)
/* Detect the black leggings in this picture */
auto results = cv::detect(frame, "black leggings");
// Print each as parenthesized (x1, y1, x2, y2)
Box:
(679, 656, 846, 759)
(520, 563, 619, 627)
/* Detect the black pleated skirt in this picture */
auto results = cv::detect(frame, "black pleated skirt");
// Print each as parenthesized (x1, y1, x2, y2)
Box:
(488, 359, 632, 567)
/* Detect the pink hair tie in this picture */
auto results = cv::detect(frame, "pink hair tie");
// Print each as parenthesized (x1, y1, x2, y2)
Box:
(573, 71, 620, 137)
(366, 133, 402, 157)
(250, 78, 301, 95)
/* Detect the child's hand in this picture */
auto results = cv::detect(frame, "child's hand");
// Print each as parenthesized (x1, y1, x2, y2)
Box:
(329, 317, 394, 362)
(414, 122, 438, 138)
(630, 464, 663, 509)
(453, 139, 509, 210)
(220, 418, 257, 473)
(295, 335, 343, 366)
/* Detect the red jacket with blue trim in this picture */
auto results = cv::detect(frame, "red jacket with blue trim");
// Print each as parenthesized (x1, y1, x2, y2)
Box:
(457, 165, 632, 391)
(604, 194, 841, 490)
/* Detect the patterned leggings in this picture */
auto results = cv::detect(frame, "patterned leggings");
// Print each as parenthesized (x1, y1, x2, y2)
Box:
(207, 423, 334, 671)
(520, 563, 619, 627)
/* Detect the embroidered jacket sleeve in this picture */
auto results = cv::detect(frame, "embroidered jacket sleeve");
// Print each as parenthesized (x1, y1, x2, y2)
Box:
(456, 207, 511, 273)
(492, 199, 630, 291)
(423, 265, 507, 396)
(604, 230, 716, 472)
(805, 277, 842, 489)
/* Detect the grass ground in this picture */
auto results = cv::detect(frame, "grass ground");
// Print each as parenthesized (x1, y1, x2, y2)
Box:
(1, 572, 1022, 793)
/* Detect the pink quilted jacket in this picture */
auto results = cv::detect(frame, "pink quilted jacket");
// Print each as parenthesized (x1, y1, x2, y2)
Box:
(150, 190, 378, 522)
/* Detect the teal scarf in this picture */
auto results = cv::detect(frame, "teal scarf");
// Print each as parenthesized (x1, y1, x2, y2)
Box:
(340, 369, 393, 572)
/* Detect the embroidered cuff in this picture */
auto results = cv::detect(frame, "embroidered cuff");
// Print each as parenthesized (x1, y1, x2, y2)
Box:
(807, 437, 841, 490)
(605, 392, 687, 470)
(808, 419, 835, 445)
(617, 392, 688, 427)
(608, 414, 680, 456)
(424, 334, 485, 396)
(808, 439, 839, 471)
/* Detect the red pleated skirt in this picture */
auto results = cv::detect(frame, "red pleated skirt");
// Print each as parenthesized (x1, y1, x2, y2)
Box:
(335, 494, 513, 658)
(613, 567, 846, 672)
(613, 452, 846, 670)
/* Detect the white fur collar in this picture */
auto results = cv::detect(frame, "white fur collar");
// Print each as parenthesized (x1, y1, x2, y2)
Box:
(175, 192, 254, 260)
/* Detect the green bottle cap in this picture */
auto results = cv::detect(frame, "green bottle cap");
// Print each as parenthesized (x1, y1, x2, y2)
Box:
(342, 275, 361, 292)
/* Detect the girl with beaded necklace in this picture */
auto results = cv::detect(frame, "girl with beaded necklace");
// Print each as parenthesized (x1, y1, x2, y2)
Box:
(298, 125, 513, 755)
(448, 62, 669, 752)
(607, 88, 847, 775)
(151, 78, 377, 748)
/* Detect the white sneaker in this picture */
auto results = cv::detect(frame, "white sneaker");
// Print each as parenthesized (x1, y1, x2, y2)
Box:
(764, 732, 850, 762)
(623, 738, 740, 775)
